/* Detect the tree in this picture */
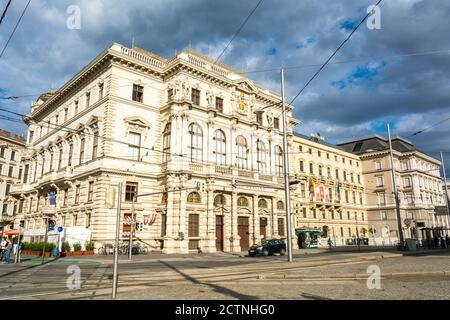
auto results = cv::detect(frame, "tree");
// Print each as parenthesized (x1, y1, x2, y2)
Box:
(360, 227, 368, 236)
(368, 227, 377, 235)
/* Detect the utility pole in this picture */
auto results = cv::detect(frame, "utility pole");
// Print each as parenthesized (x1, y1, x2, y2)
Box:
(128, 195, 135, 260)
(440, 151, 450, 234)
(41, 217, 49, 264)
(280, 69, 293, 262)
(112, 183, 122, 299)
(387, 123, 404, 248)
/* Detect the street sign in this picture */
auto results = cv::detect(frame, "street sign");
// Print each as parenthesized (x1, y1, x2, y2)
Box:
(57, 226, 63, 233)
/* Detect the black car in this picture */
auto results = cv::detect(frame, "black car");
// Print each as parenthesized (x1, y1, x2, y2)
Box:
(248, 239, 286, 257)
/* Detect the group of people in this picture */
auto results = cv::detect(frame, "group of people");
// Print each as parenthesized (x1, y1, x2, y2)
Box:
(0, 237, 13, 263)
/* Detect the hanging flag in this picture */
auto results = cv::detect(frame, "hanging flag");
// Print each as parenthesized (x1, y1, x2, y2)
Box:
(337, 182, 341, 195)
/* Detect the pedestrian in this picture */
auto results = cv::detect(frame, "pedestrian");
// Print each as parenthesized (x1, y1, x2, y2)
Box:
(0, 237, 6, 261)
(327, 237, 333, 249)
(2, 238, 12, 264)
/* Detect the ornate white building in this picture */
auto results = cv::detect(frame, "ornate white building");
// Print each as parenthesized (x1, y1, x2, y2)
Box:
(11, 43, 300, 253)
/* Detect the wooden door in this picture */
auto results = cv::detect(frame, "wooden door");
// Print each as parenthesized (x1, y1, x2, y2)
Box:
(260, 217, 267, 240)
(238, 216, 250, 251)
(215, 215, 224, 251)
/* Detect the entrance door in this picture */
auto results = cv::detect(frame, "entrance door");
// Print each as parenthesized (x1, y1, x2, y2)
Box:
(238, 216, 250, 251)
(215, 215, 224, 251)
(260, 217, 267, 240)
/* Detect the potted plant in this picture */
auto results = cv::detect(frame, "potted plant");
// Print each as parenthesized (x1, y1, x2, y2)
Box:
(73, 242, 82, 256)
(60, 241, 71, 257)
(84, 241, 95, 255)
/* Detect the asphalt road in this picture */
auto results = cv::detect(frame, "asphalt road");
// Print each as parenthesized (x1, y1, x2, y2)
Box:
(0, 249, 449, 300)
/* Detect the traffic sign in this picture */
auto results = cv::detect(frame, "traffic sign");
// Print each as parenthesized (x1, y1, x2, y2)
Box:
(57, 226, 63, 233)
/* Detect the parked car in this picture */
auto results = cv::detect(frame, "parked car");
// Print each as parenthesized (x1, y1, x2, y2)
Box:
(248, 239, 286, 257)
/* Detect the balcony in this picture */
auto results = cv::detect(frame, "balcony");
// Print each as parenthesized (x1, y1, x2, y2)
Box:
(215, 165, 232, 175)
(238, 170, 254, 178)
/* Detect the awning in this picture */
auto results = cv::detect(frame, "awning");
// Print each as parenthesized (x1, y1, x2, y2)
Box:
(0, 230, 20, 236)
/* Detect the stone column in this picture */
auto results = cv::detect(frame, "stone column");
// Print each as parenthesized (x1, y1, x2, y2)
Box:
(203, 181, 216, 253)
(230, 191, 240, 252)
(163, 175, 177, 254)
(252, 195, 260, 244)
(272, 197, 279, 239)
(178, 175, 189, 253)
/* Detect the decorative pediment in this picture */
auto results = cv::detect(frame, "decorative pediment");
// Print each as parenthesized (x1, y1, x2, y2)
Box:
(124, 116, 151, 129)
(234, 79, 258, 94)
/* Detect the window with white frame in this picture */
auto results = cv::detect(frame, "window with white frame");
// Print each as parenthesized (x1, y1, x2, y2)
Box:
(377, 192, 386, 206)
(213, 129, 226, 165)
(376, 176, 384, 187)
(128, 132, 141, 161)
(236, 135, 248, 170)
(188, 123, 203, 163)
(162, 123, 171, 163)
(274, 146, 283, 176)
(256, 140, 267, 173)
(375, 160, 382, 170)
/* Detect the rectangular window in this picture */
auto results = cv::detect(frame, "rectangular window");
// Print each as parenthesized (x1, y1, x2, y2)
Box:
(403, 176, 411, 188)
(188, 214, 199, 237)
(278, 218, 285, 237)
(309, 163, 314, 174)
(64, 108, 68, 122)
(318, 151, 321, 158)
(128, 132, 141, 161)
(92, 131, 99, 160)
(10, 150, 15, 161)
(85, 212, 91, 228)
(5, 184, 11, 196)
(74, 100, 79, 115)
(79, 137, 85, 164)
(167, 88, 174, 100)
(98, 83, 104, 100)
(378, 192, 386, 206)
(68, 142, 73, 166)
(191, 88, 200, 105)
(0, 147, 4, 158)
(380, 211, 387, 220)
(49, 151, 54, 172)
(375, 160, 382, 170)
(125, 182, 138, 202)
(299, 161, 304, 172)
(85, 92, 91, 108)
(298, 145, 303, 152)
(215, 97, 224, 113)
(308, 148, 312, 154)
(55, 113, 59, 126)
(75, 185, 80, 204)
(300, 183, 306, 198)
(274, 117, 280, 129)
(335, 169, 339, 180)
(376, 176, 384, 187)
(302, 207, 307, 218)
(29, 131, 34, 143)
(23, 164, 29, 183)
(132, 84, 144, 103)
(161, 214, 167, 237)
(357, 174, 361, 184)
(2, 204, 7, 215)
(8, 166, 13, 178)
(18, 199, 24, 213)
(63, 189, 68, 206)
(256, 112, 263, 126)
(58, 146, 63, 170)
(88, 181, 94, 202)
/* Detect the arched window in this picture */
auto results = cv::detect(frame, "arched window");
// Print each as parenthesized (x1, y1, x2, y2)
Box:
(256, 140, 267, 173)
(188, 123, 203, 163)
(274, 146, 283, 176)
(213, 129, 226, 165)
(258, 199, 268, 208)
(237, 196, 249, 207)
(187, 192, 201, 203)
(236, 136, 248, 170)
(214, 194, 226, 207)
(162, 123, 171, 162)
(277, 200, 284, 210)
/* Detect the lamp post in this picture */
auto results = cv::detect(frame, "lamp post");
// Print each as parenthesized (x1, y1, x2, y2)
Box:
(254, 68, 293, 262)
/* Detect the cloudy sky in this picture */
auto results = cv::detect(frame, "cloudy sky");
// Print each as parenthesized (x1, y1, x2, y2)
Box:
(1, 0, 449, 175)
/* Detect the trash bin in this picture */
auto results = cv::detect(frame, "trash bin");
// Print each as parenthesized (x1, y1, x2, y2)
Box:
(51, 247, 60, 257)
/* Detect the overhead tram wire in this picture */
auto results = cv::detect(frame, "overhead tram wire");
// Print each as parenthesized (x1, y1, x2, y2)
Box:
(407, 116, 450, 138)
(288, 0, 384, 107)
(0, 0, 12, 25)
(212, 0, 264, 66)
(0, 0, 31, 59)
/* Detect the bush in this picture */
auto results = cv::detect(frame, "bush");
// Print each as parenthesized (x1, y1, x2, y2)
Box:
(61, 241, 71, 252)
(45, 243, 56, 252)
(73, 242, 82, 251)
(23, 241, 30, 250)
(85, 241, 95, 251)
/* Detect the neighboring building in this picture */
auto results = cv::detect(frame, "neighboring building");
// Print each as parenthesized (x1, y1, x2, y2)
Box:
(445, 179, 450, 203)
(11, 43, 300, 253)
(291, 133, 368, 246)
(0, 130, 26, 234)
(338, 135, 448, 242)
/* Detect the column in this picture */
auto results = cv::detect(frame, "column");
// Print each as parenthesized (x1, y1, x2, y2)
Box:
(163, 176, 177, 254)
(178, 178, 188, 253)
(252, 195, 260, 244)
(203, 186, 216, 253)
(230, 192, 240, 252)
(271, 197, 279, 239)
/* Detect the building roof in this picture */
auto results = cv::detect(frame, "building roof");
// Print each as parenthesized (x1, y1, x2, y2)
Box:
(0, 129, 26, 145)
(293, 132, 347, 152)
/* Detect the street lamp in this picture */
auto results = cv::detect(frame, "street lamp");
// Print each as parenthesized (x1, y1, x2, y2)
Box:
(253, 69, 293, 262)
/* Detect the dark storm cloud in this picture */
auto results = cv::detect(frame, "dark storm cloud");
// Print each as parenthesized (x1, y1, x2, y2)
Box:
(0, 0, 449, 173)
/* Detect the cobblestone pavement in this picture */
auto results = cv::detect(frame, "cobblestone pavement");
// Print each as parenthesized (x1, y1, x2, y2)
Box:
(0, 249, 449, 300)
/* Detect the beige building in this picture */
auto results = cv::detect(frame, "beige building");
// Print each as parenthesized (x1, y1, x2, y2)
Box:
(11, 43, 301, 253)
(339, 136, 449, 243)
(291, 133, 368, 246)
(0, 130, 26, 236)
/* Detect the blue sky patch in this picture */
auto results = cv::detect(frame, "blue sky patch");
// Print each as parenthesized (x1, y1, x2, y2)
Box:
(266, 47, 277, 55)
(331, 61, 387, 90)
(340, 20, 356, 31)
(371, 119, 397, 135)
